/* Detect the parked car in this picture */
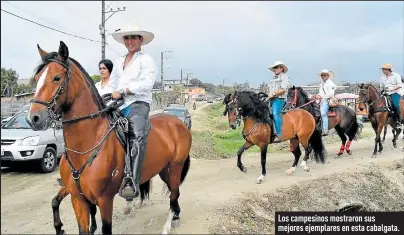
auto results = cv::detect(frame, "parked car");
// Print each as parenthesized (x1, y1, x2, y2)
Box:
(207, 99, 213, 103)
(1, 111, 65, 173)
(167, 103, 183, 108)
(162, 107, 192, 130)
(1, 104, 31, 125)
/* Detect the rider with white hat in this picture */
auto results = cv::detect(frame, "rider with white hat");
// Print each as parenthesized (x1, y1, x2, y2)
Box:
(267, 61, 292, 143)
(110, 24, 157, 200)
(314, 69, 337, 136)
(379, 63, 403, 127)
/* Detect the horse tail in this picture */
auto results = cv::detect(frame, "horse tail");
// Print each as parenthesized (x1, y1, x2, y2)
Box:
(350, 118, 361, 141)
(308, 128, 326, 164)
(180, 154, 191, 185)
(139, 180, 151, 202)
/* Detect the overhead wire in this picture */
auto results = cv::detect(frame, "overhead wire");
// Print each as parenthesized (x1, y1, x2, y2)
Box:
(1, 9, 101, 43)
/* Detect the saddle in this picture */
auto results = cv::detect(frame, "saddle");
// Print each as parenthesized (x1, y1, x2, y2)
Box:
(382, 95, 401, 122)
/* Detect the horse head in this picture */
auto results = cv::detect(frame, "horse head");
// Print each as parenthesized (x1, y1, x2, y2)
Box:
(285, 86, 312, 110)
(26, 41, 104, 131)
(357, 83, 380, 111)
(223, 91, 238, 129)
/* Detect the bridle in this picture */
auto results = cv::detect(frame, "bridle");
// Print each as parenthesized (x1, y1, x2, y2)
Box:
(31, 59, 71, 122)
(358, 86, 386, 109)
(31, 58, 124, 125)
(225, 96, 258, 140)
(30, 57, 127, 198)
(286, 88, 316, 109)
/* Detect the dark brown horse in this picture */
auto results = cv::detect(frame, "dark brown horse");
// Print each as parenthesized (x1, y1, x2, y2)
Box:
(223, 91, 326, 182)
(357, 83, 403, 155)
(25, 41, 192, 235)
(285, 86, 360, 156)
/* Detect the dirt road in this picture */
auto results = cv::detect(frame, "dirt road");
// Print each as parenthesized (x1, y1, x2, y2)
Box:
(1, 102, 403, 234)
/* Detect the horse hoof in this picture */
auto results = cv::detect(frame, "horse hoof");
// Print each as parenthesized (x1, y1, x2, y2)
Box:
(242, 167, 248, 173)
(172, 219, 180, 228)
(123, 206, 132, 215)
(347, 150, 352, 155)
(336, 152, 343, 157)
(304, 166, 310, 172)
(256, 175, 265, 184)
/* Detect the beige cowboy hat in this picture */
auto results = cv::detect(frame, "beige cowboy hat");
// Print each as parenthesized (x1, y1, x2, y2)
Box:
(380, 63, 393, 70)
(317, 69, 334, 79)
(268, 61, 288, 73)
(112, 24, 154, 46)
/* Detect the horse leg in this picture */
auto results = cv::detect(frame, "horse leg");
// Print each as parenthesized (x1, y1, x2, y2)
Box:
(236, 142, 253, 173)
(97, 196, 114, 235)
(52, 187, 69, 235)
(286, 138, 301, 175)
(382, 125, 387, 143)
(162, 163, 183, 234)
(334, 126, 347, 156)
(71, 196, 91, 234)
(391, 126, 401, 148)
(256, 144, 268, 184)
(89, 203, 97, 235)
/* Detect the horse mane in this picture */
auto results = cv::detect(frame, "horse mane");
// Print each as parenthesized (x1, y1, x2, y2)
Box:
(33, 52, 106, 110)
(235, 90, 269, 122)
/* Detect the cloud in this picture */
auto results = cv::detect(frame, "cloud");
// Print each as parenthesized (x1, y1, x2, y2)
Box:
(1, 1, 403, 86)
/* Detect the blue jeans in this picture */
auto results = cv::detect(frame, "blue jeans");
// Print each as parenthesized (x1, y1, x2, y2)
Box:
(269, 98, 285, 137)
(390, 93, 402, 122)
(320, 100, 329, 132)
(121, 105, 131, 118)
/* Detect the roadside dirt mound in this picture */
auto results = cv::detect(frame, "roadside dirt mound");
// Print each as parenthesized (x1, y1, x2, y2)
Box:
(210, 160, 404, 234)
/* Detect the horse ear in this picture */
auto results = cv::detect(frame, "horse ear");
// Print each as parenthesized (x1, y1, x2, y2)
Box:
(359, 83, 364, 89)
(37, 44, 48, 61)
(292, 85, 296, 90)
(58, 41, 69, 62)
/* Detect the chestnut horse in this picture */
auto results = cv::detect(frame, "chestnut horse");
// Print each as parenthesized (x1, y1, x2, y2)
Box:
(223, 91, 326, 182)
(26, 41, 192, 235)
(357, 83, 403, 155)
(285, 86, 360, 156)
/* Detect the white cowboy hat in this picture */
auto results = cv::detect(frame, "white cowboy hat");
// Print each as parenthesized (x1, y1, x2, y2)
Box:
(268, 61, 288, 73)
(112, 24, 154, 46)
(317, 69, 334, 79)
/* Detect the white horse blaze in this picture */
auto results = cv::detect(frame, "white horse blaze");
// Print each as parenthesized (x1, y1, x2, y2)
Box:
(35, 66, 49, 95)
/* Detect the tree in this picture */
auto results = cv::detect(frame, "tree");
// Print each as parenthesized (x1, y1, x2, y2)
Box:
(201, 82, 216, 94)
(153, 81, 162, 89)
(189, 78, 203, 87)
(91, 74, 101, 83)
(1, 67, 19, 96)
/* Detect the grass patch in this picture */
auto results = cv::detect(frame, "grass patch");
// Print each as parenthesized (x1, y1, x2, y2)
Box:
(191, 103, 374, 160)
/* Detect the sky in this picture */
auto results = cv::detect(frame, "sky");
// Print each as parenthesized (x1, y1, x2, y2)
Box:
(1, 1, 403, 87)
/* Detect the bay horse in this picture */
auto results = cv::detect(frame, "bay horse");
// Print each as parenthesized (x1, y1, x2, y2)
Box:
(25, 41, 192, 235)
(285, 86, 360, 156)
(223, 91, 326, 182)
(357, 83, 403, 155)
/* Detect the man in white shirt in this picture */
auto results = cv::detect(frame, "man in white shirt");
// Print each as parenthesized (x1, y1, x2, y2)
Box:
(111, 25, 157, 200)
(379, 63, 403, 127)
(314, 69, 337, 136)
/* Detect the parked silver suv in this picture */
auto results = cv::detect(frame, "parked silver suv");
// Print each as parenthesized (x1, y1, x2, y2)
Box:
(1, 111, 65, 173)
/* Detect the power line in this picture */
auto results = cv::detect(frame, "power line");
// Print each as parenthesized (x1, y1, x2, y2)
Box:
(1, 8, 101, 43)
(3, 1, 79, 35)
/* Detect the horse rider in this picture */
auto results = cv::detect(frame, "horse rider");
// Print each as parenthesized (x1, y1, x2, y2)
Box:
(379, 63, 403, 128)
(267, 61, 292, 143)
(95, 59, 116, 96)
(110, 24, 158, 200)
(314, 69, 337, 136)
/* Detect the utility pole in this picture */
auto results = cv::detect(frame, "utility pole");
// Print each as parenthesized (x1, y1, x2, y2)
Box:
(100, 0, 126, 60)
(160, 50, 172, 91)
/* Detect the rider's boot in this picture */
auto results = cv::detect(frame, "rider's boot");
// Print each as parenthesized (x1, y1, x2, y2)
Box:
(120, 136, 146, 200)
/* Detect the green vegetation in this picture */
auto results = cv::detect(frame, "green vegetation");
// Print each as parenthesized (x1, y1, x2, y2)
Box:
(191, 103, 288, 160)
(190, 102, 374, 160)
